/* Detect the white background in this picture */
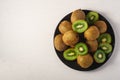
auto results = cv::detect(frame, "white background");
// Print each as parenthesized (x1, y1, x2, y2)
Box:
(0, 0, 120, 80)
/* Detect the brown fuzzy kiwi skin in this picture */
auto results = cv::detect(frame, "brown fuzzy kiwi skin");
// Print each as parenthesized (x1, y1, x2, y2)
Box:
(84, 26, 100, 40)
(71, 9, 85, 23)
(62, 30, 79, 47)
(54, 34, 68, 51)
(77, 54, 93, 68)
(86, 40, 98, 52)
(94, 20, 107, 33)
(58, 20, 72, 34)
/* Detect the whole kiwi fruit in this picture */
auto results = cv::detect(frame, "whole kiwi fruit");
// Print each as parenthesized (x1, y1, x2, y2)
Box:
(84, 26, 100, 40)
(62, 30, 79, 47)
(86, 40, 98, 52)
(71, 9, 85, 23)
(59, 20, 72, 34)
(94, 20, 107, 33)
(77, 54, 93, 68)
(54, 34, 68, 51)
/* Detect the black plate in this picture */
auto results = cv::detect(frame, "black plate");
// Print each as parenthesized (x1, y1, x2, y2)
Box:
(53, 10, 115, 71)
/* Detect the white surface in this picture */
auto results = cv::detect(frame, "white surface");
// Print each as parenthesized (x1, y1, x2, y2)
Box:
(0, 0, 120, 80)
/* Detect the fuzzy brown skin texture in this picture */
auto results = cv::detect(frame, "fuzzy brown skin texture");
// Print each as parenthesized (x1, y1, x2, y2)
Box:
(86, 40, 98, 52)
(59, 20, 72, 34)
(54, 34, 68, 51)
(84, 26, 100, 40)
(77, 54, 93, 68)
(94, 20, 107, 33)
(71, 9, 85, 23)
(62, 30, 79, 47)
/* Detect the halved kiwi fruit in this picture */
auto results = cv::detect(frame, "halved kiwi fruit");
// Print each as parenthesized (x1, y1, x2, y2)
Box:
(86, 11, 99, 25)
(63, 48, 77, 61)
(75, 42, 88, 56)
(98, 33, 112, 43)
(72, 20, 88, 33)
(94, 50, 106, 63)
(99, 43, 112, 54)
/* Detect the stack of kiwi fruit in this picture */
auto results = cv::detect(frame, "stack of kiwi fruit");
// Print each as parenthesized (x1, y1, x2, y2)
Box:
(54, 9, 113, 69)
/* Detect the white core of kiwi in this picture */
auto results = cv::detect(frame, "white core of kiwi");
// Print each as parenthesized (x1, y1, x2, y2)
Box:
(98, 54, 102, 59)
(102, 46, 107, 50)
(79, 47, 84, 52)
(68, 52, 75, 56)
(90, 16, 94, 20)
(76, 25, 83, 29)
(102, 38, 107, 42)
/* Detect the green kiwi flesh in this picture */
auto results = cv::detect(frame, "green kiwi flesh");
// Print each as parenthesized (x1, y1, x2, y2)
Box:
(86, 11, 99, 25)
(94, 50, 106, 63)
(99, 43, 112, 54)
(98, 33, 112, 43)
(63, 48, 77, 61)
(75, 42, 88, 56)
(72, 20, 88, 33)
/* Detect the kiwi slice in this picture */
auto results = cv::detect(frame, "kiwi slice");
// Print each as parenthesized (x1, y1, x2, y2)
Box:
(94, 50, 106, 63)
(86, 11, 99, 25)
(98, 33, 112, 43)
(99, 43, 112, 54)
(75, 42, 88, 56)
(72, 20, 88, 33)
(63, 48, 77, 61)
